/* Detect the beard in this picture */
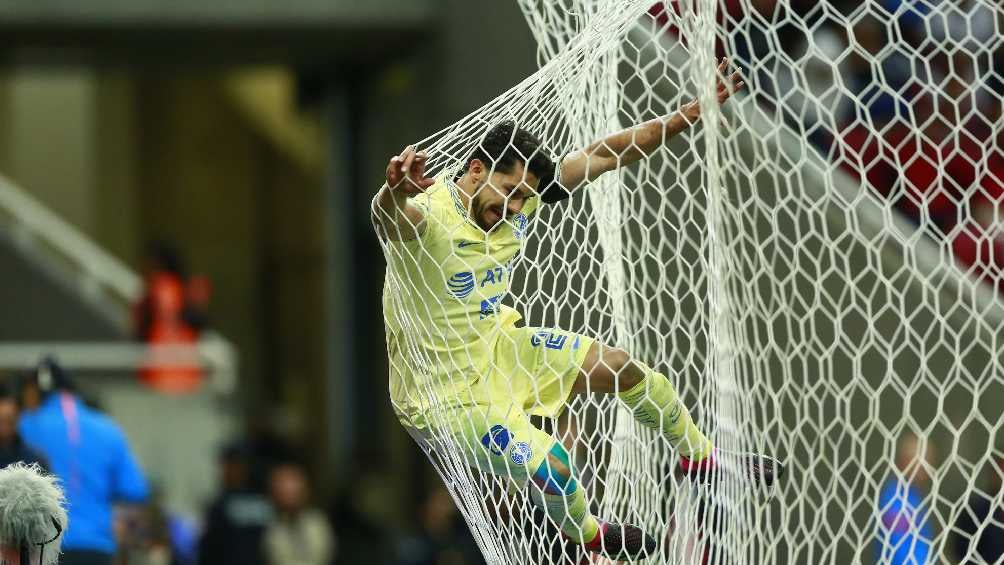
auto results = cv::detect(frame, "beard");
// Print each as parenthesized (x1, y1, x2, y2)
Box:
(472, 195, 506, 232)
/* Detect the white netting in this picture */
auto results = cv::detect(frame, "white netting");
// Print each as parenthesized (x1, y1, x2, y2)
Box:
(376, 1, 1004, 563)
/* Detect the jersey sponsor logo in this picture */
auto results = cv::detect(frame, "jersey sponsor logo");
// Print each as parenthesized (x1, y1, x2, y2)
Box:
(510, 441, 533, 466)
(480, 424, 513, 456)
(480, 266, 505, 287)
(530, 330, 568, 350)
(480, 295, 502, 319)
(447, 271, 475, 299)
(512, 213, 528, 239)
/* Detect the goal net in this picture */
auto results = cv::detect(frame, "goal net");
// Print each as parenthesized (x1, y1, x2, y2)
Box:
(376, 0, 1004, 563)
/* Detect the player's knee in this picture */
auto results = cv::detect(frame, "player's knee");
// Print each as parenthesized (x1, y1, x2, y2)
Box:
(595, 347, 645, 391)
(531, 443, 578, 496)
(598, 347, 628, 375)
(609, 351, 645, 390)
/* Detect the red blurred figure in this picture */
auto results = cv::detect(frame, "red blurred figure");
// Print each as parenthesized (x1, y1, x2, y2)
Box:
(133, 241, 209, 394)
(951, 150, 1004, 294)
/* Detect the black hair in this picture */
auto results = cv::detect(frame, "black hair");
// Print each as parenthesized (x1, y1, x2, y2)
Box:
(29, 356, 75, 397)
(465, 121, 560, 196)
(0, 382, 14, 405)
(146, 240, 186, 279)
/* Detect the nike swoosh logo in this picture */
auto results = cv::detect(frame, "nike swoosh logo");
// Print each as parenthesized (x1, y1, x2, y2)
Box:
(457, 241, 481, 248)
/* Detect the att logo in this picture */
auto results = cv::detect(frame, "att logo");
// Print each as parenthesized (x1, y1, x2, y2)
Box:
(447, 271, 475, 299)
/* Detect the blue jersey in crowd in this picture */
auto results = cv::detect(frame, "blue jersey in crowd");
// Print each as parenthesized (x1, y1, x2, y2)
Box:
(876, 477, 934, 565)
(20, 392, 149, 554)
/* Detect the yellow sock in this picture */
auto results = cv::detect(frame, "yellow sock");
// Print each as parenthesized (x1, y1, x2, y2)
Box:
(618, 364, 713, 460)
(539, 488, 600, 543)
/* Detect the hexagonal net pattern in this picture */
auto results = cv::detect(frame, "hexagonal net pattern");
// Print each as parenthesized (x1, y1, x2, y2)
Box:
(374, 1, 1004, 563)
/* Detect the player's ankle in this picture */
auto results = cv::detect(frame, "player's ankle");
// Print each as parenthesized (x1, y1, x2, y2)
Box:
(562, 519, 604, 546)
(579, 521, 658, 559)
(581, 520, 607, 548)
(680, 447, 717, 472)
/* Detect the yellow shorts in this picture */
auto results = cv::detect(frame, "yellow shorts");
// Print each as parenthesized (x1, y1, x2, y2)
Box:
(483, 325, 594, 418)
(399, 326, 594, 479)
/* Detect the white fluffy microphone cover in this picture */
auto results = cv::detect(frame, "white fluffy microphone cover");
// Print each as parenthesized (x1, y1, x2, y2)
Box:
(0, 462, 67, 565)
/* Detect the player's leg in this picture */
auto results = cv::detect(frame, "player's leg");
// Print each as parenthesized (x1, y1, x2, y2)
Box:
(530, 439, 657, 559)
(438, 405, 656, 559)
(574, 342, 712, 459)
(575, 342, 783, 486)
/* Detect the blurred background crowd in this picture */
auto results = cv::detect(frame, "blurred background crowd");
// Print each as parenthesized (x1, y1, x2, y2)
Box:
(1, 356, 490, 565)
(711, 0, 1003, 289)
(0, 2, 543, 563)
(0, 0, 1000, 564)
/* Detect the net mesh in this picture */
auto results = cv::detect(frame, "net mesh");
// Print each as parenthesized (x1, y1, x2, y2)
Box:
(376, 1, 1004, 563)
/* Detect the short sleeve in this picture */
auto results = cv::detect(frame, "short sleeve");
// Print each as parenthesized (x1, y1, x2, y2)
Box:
(388, 183, 455, 250)
(374, 187, 433, 244)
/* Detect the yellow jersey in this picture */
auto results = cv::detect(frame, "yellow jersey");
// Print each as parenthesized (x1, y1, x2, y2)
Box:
(381, 172, 541, 420)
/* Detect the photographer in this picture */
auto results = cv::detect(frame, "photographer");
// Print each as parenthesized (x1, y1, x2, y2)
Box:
(19, 358, 148, 565)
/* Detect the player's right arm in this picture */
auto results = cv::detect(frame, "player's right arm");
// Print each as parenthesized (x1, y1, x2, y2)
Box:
(372, 145, 436, 242)
(557, 58, 743, 193)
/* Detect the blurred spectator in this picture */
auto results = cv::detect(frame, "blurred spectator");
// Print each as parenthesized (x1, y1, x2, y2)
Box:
(112, 487, 198, 565)
(879, 0, 930, 47)
(0, 383, 48, 470)
(845, 16, 913, 126)
(245, 409, 300, 493)
(770, 20, 851, 136)
(393, 485, 483, 565)
(198, 442, 271, 565)
(329, 452, 394, 565)
(18, 356, 149, 565)
(263, 461, 336, 565)
(162, 504, 198, 565)
(952, 456, 1004, 564)
(927, 0, 996, 53)
(113, 505, 163, 565)
(875, 432, 935, 565)
(133, 241, 210, 394)
(134, 240, 209, 341)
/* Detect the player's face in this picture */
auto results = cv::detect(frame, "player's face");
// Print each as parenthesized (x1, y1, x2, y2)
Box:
(471, 162, 539, 232)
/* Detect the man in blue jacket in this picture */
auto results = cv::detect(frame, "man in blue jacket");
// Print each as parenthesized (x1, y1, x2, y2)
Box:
(875, 433, 935, 565)
(18, 357, 149, 565)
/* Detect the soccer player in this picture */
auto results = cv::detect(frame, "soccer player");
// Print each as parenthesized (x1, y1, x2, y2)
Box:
(373, 58, 783, 561)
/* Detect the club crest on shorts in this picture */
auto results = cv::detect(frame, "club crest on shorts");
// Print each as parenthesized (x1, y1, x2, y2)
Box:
(510, 441, 533, 466)
(481, 425, 512, 456)
(512, 213, 528, 239)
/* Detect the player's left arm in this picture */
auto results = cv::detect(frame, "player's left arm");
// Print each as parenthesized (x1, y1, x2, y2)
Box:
(556, 58, 744, 193)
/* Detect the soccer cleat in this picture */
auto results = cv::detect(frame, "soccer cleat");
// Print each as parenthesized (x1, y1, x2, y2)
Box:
(580, 520, 658, 561)
(680, 448, 784, 487)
